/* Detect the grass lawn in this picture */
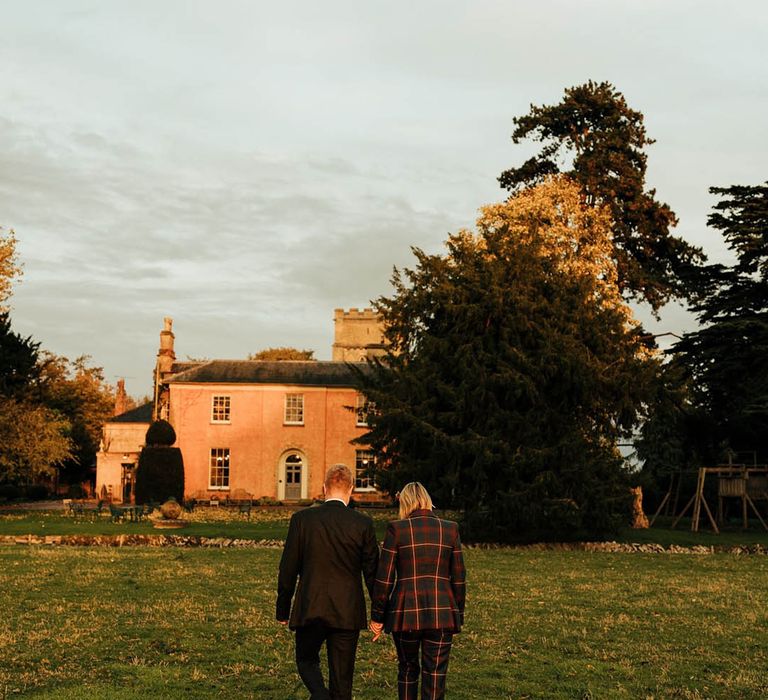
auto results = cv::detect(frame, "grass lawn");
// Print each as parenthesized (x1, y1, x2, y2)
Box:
(0, 508, 403, 543)
(0, 509, 293, 541)
(1, 546, 767, 699)
(615, 518, 768, 548)
(3, 508, 768, 549)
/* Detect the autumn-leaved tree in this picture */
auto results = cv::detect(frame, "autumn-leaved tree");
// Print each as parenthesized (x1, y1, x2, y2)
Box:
(36, 353, 115, 484)
(357, 177, 658, 540)
(499, 81, 704, 311)
(0, 399, 72, 482)
(0, 238, 74, 486)
(0, 227, 22, 312)
(248, 347, 316, 361)
(0, 315, 72, 483)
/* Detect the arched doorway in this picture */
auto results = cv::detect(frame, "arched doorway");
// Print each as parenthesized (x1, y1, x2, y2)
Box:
(120, 462, 136, 503)
(279, 450, 307, 501)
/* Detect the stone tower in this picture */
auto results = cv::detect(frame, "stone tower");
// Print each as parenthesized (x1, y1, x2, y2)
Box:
(332, 308, 386, 361)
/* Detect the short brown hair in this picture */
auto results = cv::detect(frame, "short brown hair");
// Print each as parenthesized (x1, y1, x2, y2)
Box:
(325, 464, 353, 491)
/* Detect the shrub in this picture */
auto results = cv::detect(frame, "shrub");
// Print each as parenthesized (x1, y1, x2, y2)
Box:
(24, 484, 49, 501)
(145, 420, 176, 447)
(0, 484, 22, 501)
(257, 496, 281, 506)
(135, 446, 184, 505)
(66, 484, 85, 499)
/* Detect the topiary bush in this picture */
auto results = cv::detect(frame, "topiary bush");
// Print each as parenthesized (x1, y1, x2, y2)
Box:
(135, 421, 184, 505)
(145, 419, 176, 447)
(135, 446, 185, 505)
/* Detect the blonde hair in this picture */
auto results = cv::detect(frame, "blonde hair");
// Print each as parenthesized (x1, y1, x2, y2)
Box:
(398, 482, 434, 519)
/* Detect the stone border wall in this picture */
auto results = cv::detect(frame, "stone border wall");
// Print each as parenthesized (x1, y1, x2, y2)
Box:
(2, 534, 768, 555)
(0, 535, 283, 548)
(464, 541, 768, 555)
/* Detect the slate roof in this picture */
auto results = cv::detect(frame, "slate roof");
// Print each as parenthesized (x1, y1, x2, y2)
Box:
(170, 361, 204, 374)
(108, 402, 153, 423)
(166, 360, 369, 387)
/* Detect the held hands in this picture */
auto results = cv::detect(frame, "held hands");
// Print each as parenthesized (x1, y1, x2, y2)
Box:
(368, 620, 383, 642)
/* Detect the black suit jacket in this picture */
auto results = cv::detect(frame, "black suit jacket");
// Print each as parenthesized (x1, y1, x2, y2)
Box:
(276, 501, 380, 630)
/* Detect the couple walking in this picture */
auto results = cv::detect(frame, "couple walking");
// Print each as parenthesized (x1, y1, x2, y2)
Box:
(276, 464, 466, 699)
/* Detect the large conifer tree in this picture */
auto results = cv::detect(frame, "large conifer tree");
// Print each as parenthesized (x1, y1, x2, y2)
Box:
(358, 178, 658, 540)
(666, 183, 768, 463)
(499, 81, 704, 311)
(0, 313, 40, 398)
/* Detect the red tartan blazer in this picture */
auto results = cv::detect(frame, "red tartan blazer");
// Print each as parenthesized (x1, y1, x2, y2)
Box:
(370, 509, 466, 633)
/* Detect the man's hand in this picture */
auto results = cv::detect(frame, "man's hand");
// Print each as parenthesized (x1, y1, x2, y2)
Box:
(277, 620, 288, 626)
(368, 620, 383, 642)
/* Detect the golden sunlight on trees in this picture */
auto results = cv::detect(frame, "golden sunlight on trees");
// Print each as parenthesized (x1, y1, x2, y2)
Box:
(358, 177, 659, 541)
(248, 347, 316, 361)
(475, 175, 626, 317)
(0, 398, 72, 481)
(499, 81, 705, 311)
(37, 353, 116, 484)
(0, 232, 113, 487)
(0, 227, 22, 312)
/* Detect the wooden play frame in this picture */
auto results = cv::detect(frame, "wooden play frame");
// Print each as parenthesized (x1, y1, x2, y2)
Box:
(658, 466, 768, 533)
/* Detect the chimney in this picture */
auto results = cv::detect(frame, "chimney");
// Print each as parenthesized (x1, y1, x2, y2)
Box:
(153, 317, 176, 422)
(156, 316, 176, 376)
(114, 378, 128, 416)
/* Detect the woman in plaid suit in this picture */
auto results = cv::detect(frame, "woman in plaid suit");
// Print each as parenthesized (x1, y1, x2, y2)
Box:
(369, 482, 466, 699)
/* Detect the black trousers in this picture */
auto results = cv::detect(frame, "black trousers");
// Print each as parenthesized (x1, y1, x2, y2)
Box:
(392, 630, 454, 700)
(295, 622, 360, 700)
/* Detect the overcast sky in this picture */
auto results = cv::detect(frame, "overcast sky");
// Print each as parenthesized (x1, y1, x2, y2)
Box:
(2, 1, 767, 397)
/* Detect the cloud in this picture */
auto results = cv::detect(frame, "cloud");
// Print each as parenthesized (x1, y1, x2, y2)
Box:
(3, 0, 767, 396)
(0, 113, 485, 393)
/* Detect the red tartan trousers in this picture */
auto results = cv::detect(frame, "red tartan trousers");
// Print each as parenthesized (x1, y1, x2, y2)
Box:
(392, 630, 453, 700)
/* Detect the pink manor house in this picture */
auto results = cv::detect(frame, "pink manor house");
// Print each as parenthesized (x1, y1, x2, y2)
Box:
(95, 310, 387, 505)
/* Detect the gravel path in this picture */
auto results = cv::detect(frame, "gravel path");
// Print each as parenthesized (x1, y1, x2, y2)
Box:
(0, 500, 76, 512)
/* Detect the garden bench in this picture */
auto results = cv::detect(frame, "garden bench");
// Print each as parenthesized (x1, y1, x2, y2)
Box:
(66, 500, 85, 517)
(109, 504, 128, 523)
(124, 505, 141, 522)
(89, 500, 107, 519)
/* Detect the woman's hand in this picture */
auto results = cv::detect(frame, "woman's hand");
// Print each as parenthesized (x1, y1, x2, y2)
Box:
(369, 620, 383, 642)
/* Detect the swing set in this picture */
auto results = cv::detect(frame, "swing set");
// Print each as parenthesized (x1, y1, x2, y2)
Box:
(650, 462, 768, 534)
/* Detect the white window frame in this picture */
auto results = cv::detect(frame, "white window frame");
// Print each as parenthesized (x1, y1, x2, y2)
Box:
(209, 447, 231, 490)
(211, 395, 231, 424)
(354, 449, 377, 491)
(355, 393, 374, 427)
(277, 450, 309, 500)
(284, 393, 304, 425)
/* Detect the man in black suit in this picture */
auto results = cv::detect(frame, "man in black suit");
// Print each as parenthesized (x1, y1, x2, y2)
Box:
(277, 464, 379, 700)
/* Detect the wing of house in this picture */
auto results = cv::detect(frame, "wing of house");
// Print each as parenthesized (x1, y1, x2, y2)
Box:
(95, 402, 153, 503)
